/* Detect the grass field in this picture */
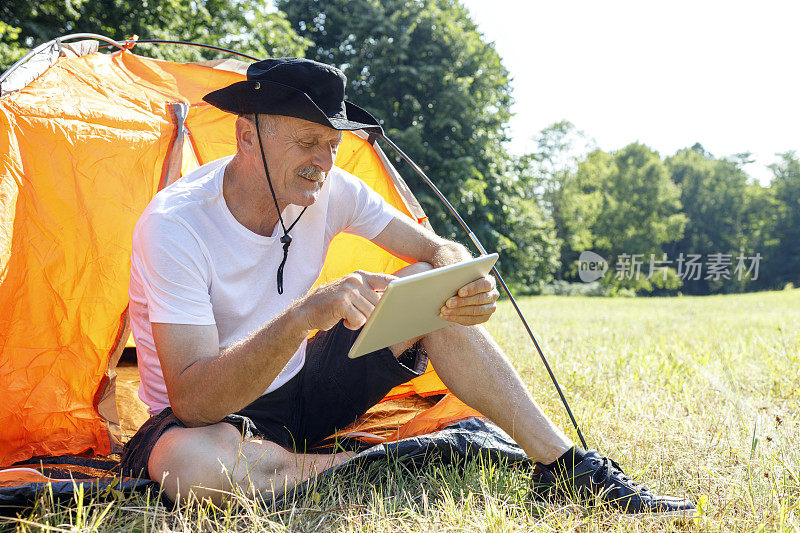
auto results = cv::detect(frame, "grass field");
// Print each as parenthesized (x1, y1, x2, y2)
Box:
(4, 290, 799, 532)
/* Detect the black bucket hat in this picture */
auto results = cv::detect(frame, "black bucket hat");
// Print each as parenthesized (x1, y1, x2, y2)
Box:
(203, 57, 382, 133)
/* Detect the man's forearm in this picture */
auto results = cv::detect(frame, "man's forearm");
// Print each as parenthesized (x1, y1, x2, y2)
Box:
(172, 301, 312, 426)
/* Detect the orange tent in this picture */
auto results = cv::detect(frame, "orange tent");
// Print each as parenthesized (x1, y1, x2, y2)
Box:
(0, 37, 480, 480)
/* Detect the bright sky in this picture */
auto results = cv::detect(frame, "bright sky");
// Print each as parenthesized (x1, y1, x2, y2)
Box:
(459, 0, 800, 183)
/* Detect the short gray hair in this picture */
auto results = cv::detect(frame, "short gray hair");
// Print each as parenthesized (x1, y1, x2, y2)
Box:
(240, 113, 284, 136)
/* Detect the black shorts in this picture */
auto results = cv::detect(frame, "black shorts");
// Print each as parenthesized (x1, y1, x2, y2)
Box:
(120, 321, 427, 478)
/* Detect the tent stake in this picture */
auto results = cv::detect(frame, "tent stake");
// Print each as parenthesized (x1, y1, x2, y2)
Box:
(379, 134, 588, 451)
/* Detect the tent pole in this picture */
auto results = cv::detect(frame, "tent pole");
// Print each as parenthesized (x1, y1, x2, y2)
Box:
(378, 133, 588, 451)
(0, 34, 127, 86)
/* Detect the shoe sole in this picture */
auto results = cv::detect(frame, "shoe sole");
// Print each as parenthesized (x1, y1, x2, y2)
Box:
(622, 508, 700, 522)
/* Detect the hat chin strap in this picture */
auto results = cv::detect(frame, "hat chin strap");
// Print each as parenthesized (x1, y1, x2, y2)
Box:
(254, 113, 308, 295)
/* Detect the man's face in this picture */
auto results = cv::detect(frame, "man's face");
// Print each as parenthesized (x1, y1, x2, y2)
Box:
(257, 116, 342, 208)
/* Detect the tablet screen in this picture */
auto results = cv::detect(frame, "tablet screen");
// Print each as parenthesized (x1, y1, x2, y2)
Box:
(348, 254, 498, 358)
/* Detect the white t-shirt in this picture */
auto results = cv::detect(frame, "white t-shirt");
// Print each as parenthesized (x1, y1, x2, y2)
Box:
(129, 156, 399, 414)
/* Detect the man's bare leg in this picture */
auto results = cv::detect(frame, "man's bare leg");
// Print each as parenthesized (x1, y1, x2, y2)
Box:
(389, 262, 695, 515)
(148, 422, 353, 505)
(424, 324, 571, 462)
(390, 262, 572, 464)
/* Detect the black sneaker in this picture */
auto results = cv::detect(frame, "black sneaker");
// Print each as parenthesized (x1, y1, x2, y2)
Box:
(534, 450, 697, 518)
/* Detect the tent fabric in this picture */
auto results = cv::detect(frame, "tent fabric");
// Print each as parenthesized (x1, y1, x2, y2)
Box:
(0, 456, 153, 506)
(0, 45, 484, 495)
(286, 418, 529, 505)
(335, 417, 528, 475)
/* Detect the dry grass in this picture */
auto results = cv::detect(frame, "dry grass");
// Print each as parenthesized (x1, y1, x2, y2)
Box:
(3, 289, 799, 531)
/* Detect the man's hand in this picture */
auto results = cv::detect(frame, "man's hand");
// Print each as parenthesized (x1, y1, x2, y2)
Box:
(439, 274, 499, 326)
(301, 270, 396, 331)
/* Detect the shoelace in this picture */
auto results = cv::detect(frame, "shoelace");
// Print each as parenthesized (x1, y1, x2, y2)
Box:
(591, 456, 651, 494)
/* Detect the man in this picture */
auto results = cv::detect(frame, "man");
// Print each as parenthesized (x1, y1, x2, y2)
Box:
(122, 57, 695, 516)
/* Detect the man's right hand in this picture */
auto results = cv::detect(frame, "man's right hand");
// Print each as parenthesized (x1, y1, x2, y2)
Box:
(300, 270, 396, 331)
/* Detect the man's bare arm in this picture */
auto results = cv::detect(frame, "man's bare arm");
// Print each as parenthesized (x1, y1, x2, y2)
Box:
(153, 271, 396, 427)
(152, 300, 311, 427)
(371, 216, 500, 327)
(370, 214, 471, 268)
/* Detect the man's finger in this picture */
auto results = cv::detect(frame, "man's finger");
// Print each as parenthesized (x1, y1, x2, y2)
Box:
(456, 275, 495, 298)
(356, 271, 397, 291)
(349, 292, 376, 321)
(444, 289, 499, 309)
(356, 282, 381, 306)
(341, 304, 368, 330)
(440, 303, 496, 318)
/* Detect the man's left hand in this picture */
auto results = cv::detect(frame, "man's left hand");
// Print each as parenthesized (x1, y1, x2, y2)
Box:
(439, 274, 499, 326)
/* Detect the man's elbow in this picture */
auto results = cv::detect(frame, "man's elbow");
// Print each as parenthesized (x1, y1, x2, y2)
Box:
(433, 240, 471, 266)
(169, 394, 220, 428)
(450, 241, 470, 257)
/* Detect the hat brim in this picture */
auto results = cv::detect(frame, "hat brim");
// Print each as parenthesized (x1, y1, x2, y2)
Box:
(203, 80, 382, 133)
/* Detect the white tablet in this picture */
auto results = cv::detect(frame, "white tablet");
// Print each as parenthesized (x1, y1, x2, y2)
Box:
(347, 253, 499, 358)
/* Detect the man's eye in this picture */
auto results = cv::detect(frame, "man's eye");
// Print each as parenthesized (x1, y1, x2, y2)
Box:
(299, 140, 316, 147)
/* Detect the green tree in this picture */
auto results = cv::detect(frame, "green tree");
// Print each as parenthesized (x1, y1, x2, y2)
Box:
(494, 159, 561, 292)
(761, 152, 800, 288)
(0, 0, 308, 70)
(557, 149, 611, 280)
(278, 0, 517, 250)
(516, 121, 594, 280)
(740, 181, 779, 290)
(666, 146, 755, 294)
(0, 22, 25, 69)
(560, 144, 687, 293)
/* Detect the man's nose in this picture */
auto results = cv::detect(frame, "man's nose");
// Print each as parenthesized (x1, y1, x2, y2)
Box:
(311, 143, 337, 173)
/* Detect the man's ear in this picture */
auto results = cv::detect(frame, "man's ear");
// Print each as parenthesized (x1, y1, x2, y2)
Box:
(235, 115, 257, 154)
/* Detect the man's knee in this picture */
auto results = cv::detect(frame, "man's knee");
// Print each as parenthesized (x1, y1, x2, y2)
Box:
(393, 261, 433, 278)
(148, 422, 243, 503)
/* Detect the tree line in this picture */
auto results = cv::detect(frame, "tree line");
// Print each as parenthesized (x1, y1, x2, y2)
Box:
(3, 0, 797, 295)
(520, 125, 799, 295)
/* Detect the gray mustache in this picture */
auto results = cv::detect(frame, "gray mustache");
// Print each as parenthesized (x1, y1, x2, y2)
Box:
(297, 166, 325, 182)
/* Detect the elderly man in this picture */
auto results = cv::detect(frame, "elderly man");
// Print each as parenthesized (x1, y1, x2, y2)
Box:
(122, 58, 694, 516)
